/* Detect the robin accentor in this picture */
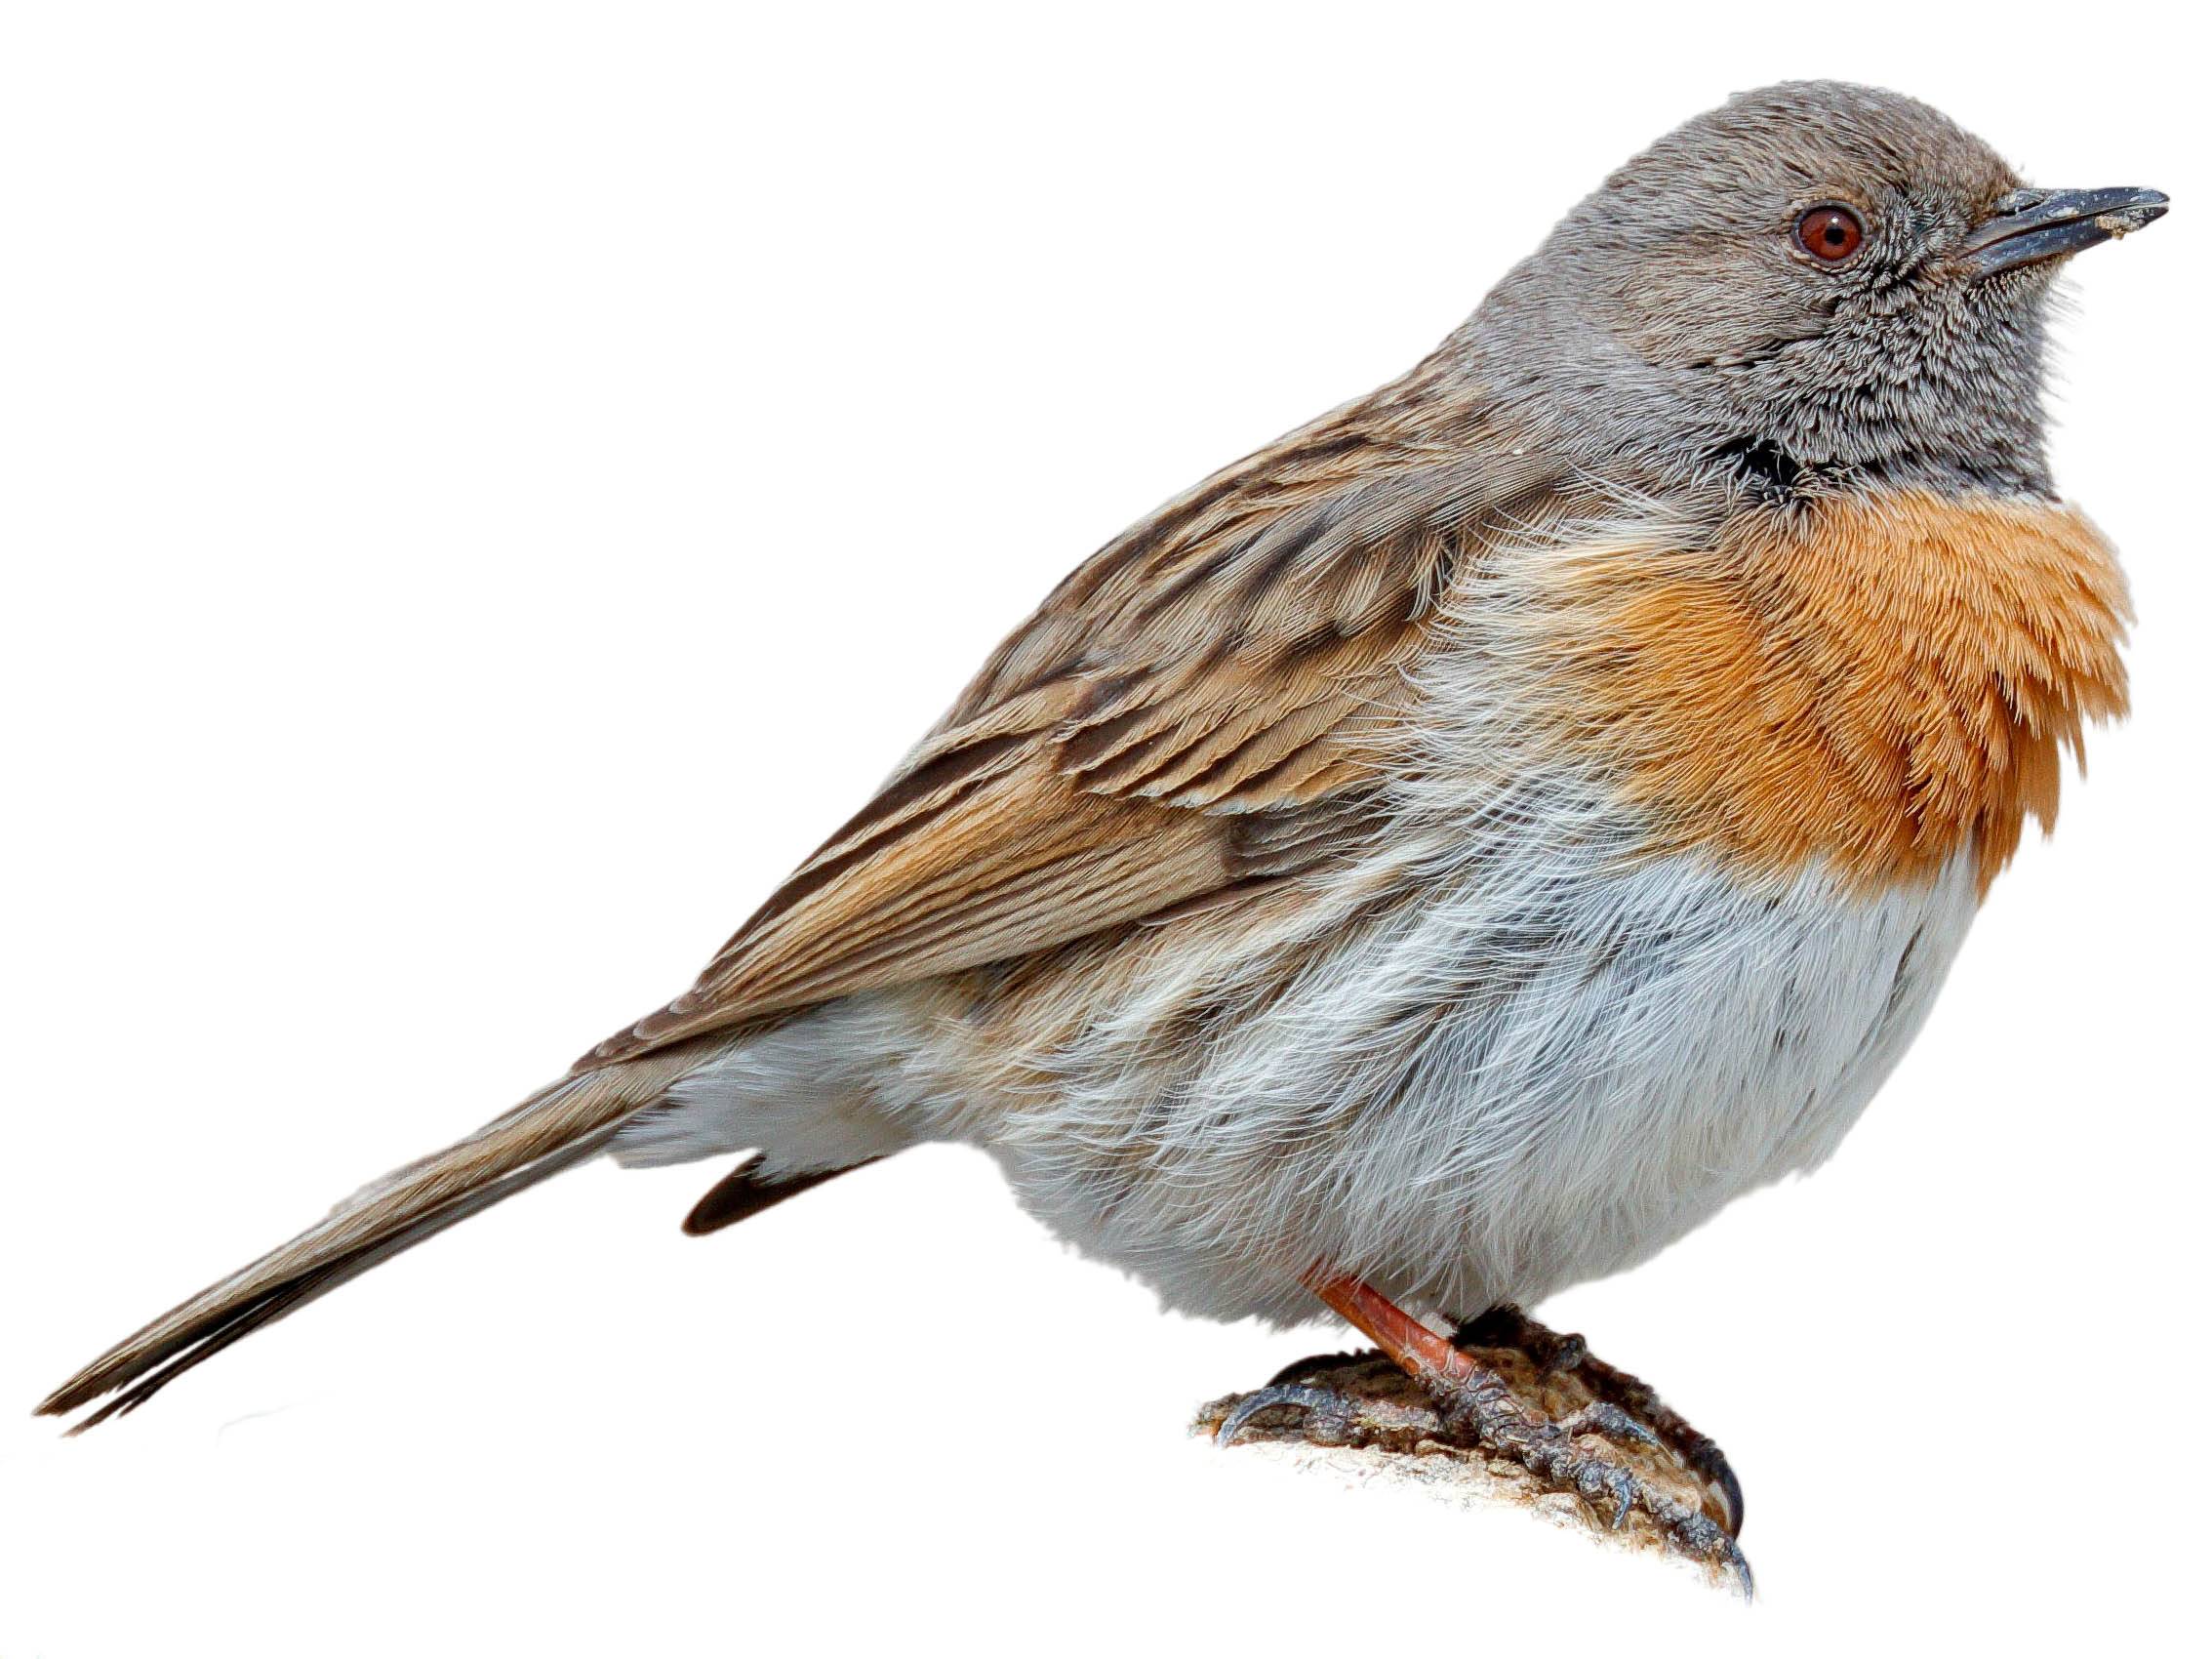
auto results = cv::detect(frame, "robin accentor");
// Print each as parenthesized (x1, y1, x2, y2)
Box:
(41, 81, 2166, 1565)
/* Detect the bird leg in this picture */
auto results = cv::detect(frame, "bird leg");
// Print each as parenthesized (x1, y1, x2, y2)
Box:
(1451, 1305, 1745, 1539)
(1212, 1272, 1749, 1594)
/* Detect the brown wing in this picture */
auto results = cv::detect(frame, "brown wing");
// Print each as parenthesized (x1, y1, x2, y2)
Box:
(580, 400, 1558, 1069)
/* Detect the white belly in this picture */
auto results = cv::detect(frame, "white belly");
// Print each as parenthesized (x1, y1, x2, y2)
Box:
(944, 842, 1978, 1325)
(619, 835, 1979, 1328)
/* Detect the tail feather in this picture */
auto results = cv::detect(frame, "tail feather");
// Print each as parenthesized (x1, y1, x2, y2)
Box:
(37, 1046, 705, 1430)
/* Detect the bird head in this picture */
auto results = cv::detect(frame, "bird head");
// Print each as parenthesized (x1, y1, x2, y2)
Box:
(1466, 81, 2167, 497)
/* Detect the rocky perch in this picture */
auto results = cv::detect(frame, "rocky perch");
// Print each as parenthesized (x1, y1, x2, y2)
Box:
(1194, 1309, 1751, 1597)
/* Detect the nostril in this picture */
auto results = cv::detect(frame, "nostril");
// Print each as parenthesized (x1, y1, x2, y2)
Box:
(1988, 187, 2051, 219)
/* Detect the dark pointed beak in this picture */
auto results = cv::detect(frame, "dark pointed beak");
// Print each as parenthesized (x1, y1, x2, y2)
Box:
(1961, 185, 2169, 276)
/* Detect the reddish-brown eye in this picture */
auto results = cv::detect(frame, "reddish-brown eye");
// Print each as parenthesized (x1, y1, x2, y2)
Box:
(1795, 205, 1864, 262)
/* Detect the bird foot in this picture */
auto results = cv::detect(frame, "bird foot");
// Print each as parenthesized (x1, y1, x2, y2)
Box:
(1423, 1355, 1751, 1597)
(1202, 1308, 1749, 1596)
(1452, 1306, 1746, 1539)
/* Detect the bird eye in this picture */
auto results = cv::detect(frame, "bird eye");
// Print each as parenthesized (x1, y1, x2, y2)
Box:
(1794, 205, 1865, 263)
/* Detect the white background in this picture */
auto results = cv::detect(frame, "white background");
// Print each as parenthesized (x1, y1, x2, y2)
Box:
(3, 3, 2203, 1653)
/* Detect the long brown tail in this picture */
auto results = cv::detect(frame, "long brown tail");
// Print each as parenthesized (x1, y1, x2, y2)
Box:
(37, 1044, 706, 1432)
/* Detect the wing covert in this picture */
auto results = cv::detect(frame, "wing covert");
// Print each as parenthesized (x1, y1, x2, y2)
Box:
(581, 405, 1557, 1068)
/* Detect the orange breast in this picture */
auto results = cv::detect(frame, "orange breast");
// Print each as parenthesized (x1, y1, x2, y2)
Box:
(1551, 488, 2130, 892)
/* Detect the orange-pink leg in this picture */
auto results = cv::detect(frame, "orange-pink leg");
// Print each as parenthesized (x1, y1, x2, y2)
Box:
(1308, 1272, 1486, 1385)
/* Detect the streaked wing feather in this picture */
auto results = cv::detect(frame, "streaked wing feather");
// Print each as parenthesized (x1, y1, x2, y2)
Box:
(581, 402, 1557, 1069)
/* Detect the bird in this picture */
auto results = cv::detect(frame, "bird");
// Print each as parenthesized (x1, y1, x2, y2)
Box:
(39, 81, 2164, 1561)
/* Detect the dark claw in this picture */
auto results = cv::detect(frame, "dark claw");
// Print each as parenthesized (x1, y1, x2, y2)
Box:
(1587, 1462, 1636, 1529)
(1669, 1507, 1754, 1599)
(1652, 1496, 1753, 1599)
(1215, 1384, 1356, 1446)
(1713, 1461, 1748, 1541)
(1662, 1430, 1746, 1538)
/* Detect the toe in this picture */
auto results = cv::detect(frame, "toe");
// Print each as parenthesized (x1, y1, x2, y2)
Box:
(1214, 1384, 1353, 1446)
(1561, 1400, 1661, 1448)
